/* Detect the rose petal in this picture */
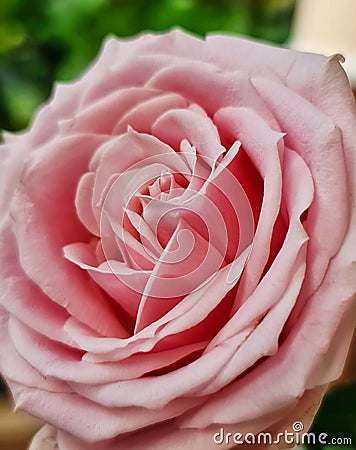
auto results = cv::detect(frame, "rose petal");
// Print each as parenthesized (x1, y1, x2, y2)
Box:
(180, 213, 355, 428)
(0, 310, 70, 393)
(11, 134, 124, 336)
(85, 243, 249, 360)
(148, 60, 277, 126)
(214, 106, 284, 308)
(13, 383, 203, 441)
(207, 147, 313, 350)
(63, 243, 147, 318)
(152, 105, 225, 163)
(0, 222, 70, 343)
(113, 92, 187, 135)
(252, 77, 350, 298)
(60, 87, 161, 135)
(9, 317, 208, 384)
(75, 172, 100, 236)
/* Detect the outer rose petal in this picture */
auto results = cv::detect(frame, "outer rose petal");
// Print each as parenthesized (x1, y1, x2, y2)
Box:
(252, 76, 350, 297)
(0, 221, 71, 343)
(0, 141, 26, 224)
(29, 386, 326, 450)
(29, 425, 58, 450)
(11, 134, 127, 337)
(180, 211, 356, 429)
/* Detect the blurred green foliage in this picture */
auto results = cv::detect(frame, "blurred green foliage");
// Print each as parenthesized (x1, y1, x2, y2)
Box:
(0, 0, 295, 131)
(306, 383, 356, 450)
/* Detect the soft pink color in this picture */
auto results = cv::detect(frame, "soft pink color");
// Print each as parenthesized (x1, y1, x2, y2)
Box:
(0, 30, 355, 450)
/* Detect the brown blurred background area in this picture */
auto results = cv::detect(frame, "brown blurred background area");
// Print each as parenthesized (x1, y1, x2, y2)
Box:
(0, 389, 40, 450)
(0, 0, 355, 449)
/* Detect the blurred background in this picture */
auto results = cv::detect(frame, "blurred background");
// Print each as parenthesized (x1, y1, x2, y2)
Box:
(0, 0, 355, 449)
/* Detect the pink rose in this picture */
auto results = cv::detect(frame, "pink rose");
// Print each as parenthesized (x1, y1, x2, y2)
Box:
(0, 30, 355, 450)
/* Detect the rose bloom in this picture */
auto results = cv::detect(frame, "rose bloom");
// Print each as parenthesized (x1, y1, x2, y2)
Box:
(0, 30, 355, 450)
